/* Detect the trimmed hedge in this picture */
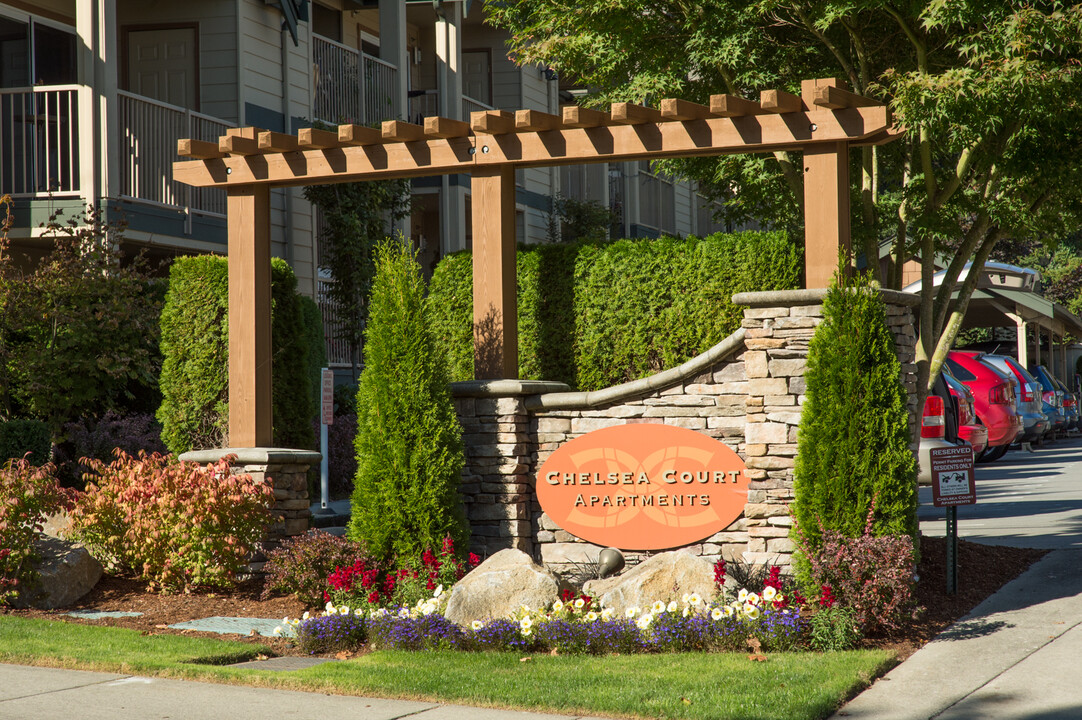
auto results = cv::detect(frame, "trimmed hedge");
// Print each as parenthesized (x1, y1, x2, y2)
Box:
(427, 232, 801, 390)
(157, 256, 315, 454)
(298, 295, 328, 411)
(0, 419, 51, 466)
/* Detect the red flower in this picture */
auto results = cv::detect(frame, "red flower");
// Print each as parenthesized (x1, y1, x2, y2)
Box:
(323, 590, 330, 603)
(442, 536, 455, 555)
(713, 558, 727, 589)
(468, 553, 480, 567)
(426, 579, 436, 590)
(367, 590, 379, 604)
(561, 588, 574, 603)
(818, 584, 836, 608)
(764, 566, 783, 591)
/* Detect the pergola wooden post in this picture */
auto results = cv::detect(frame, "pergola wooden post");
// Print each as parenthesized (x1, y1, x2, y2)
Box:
(175, 79, 896, 445)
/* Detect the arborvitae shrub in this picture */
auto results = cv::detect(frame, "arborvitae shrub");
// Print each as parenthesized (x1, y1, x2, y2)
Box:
(427, 231, 801, 390)
(298, 295, 328, 411)
(157, 256, 314, 453)
(348, 239, 467, 561)
(792, 271, 917, 553)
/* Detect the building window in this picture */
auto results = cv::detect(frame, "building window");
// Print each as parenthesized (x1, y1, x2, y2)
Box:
(0, 13, 76, 88)
(312, 3, 342, 42)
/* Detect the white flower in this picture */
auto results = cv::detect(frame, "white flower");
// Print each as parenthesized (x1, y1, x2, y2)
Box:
(626, 607, 640, 618)
(433, 584, 444, 598)
(325, 601, 335, 613)
(651, 600, 666, 614)
(282, 617, 290, 624)
(687, 593, 703, 607)
(682, 607, 691, 618)
(762, 586, 778, 602)
(339, 605, 351, 615)
(552, 600, 564, 612)
(398, 608, 410, 618)
(710, 607, 724, 621)
(667, 600, 678, 613)
(520, 616, 533, 630)
(681, 593, 690, 604)
(272, 626, 282, 636)
(746, 592, 760, 606)
(601, 608, 615, 621)
(636, 614, 653, 630)
(574, 598, 585, 610)
(722, 605, 735, 618)
(519, 604, 532, 614)
(585, 611, 598, 622)
(521, 627, 532, 637)
(471, 620, 484, 631)
(421, 601, 438, 615)
(355, 609, 364, 616)
(743, 603, 760, 620)
(737, 588, 749, 603)
(302, 611, 311, 621)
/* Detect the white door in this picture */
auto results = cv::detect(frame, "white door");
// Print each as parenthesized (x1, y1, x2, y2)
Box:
(126, 27, 198, 110)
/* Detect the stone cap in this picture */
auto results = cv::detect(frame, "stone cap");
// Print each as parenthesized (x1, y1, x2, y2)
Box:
(527, 327, 746, 411)
(732, 288, 921, 307)
(450, 379, 571, 397)
(178, 447, 322, 466)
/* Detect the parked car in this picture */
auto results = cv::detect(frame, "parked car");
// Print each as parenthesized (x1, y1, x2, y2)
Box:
(945, 351, 1023, 460)
(942, 367, 988, 457)
(1052, 375, 1078, 431)
(977, 353, 1049, 444)
(1028, 364, 1067, 437)
(917, 373, 968, 485)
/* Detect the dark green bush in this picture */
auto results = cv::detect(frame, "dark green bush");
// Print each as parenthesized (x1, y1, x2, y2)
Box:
(157, 256, 315, 454)
(298, 294, 327, 411)
(792, 271, 917, 554)
(427, 231, 801, 390)
(0, 419, 51, 466)
(348, 239, 468, 561)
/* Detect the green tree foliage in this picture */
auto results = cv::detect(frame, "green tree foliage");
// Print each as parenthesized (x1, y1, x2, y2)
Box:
(0, 205, 160, 434)
(298, 295, 328, 410)
(304, 177, 410, 380)
(157, 256, 314, 453)
(486, 1, 1082, 399)
(547, 193, 620, 243)
(348, 238, 467, 561)
(792, 272, 917, 552)
(428, 232, 801, 390)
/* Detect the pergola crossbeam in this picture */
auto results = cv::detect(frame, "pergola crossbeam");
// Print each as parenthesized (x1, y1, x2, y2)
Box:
(173, 79, 897, 447)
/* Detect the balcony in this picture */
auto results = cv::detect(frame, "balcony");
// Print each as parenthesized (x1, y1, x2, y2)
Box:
(407, 90, 494, 125)
(312, 35, 398, 126)
(1, 85, 80, 197)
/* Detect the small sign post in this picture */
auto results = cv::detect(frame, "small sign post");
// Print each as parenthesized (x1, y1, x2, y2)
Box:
(930, 445, 977, 594)
(318, 368, 334, 512)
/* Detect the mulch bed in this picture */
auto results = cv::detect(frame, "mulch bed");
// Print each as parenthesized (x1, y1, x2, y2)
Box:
(1, 535, 1046, 660)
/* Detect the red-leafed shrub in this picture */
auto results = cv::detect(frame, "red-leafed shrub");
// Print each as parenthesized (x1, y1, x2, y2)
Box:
(69, 451, 274, 593)
(794, 502, 920, 635)
(0, 458, 75, 605)
(261, 529, 369, 606)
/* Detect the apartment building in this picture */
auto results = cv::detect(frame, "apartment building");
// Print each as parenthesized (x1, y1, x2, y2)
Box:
(1, 0, 725, 366)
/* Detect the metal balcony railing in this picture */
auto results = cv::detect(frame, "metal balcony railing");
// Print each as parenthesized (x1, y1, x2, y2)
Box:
(0, 85, 80, 197)
(313, 35, 398, 126)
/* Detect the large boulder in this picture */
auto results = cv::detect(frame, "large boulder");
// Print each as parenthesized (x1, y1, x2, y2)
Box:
(445, 549, 560, 625)
(11, 535, 103, 610)
(583, 550, 718, 614)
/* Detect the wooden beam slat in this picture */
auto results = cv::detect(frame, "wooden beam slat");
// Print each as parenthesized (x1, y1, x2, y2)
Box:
(425, 116, 471, 138)
(515, 109, 561, 132)
(178, 138, 223, 159)
(610, 102, 663, 124)
(298, 127, 340, 148)
(258, 131, 298, 153)
(383, 120, 426, 142)
(760, 89, 804, 114)
(708, 94, 765, 117)
(225, 126, 264, 140)
(660, 98, 712, 121)
(562, 105, 609, 128)
(174, 106, 893, 188)
(220, 134, 259, 155)
(471, 110, 515, 134)
(812, 85, 880, 110)
(338, 123, 382, 146)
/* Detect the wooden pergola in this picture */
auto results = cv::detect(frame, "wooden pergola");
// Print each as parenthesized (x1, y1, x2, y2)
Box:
(174, 77, 896, 448)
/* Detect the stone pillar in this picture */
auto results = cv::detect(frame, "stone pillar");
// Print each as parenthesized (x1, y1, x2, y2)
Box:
(179, 448, 321, 572)
(451, 380, 568, 559)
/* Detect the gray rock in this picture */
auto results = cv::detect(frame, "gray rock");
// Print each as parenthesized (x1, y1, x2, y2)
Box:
(444, 549, 560, 625)
(583, 550, 718, 614)
(11, 535, 103, 610)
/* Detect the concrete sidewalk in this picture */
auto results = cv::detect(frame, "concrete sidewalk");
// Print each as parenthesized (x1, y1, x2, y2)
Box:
(831, 548, 1082, 720)
(0, 664, 605, 720)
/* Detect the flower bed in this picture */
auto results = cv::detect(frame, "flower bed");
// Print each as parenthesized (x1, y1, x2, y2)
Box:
(277, 561, 817, 656)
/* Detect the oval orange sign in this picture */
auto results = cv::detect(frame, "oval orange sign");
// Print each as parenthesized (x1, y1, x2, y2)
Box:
(536, 423, 748, 551)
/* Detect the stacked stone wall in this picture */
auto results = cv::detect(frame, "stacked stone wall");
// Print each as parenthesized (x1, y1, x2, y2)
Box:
(452, 290, 921, 572)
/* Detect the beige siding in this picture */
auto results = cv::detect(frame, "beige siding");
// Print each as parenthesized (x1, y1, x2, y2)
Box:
(674, 180, 694, 237)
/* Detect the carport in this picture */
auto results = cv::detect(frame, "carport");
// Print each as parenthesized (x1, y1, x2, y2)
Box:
(905, 262, 1082, 381)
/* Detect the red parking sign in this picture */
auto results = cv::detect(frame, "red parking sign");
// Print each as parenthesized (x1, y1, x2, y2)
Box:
(930, 445, 975, 507)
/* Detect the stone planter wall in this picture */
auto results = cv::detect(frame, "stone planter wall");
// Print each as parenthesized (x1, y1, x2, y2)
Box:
(452, 289, 921, 572)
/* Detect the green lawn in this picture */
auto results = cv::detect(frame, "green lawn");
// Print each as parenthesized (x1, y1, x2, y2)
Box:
(0, 616, 894, 720)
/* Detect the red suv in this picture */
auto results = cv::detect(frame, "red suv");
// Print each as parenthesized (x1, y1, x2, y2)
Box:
(945, 351, 1023, 454)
